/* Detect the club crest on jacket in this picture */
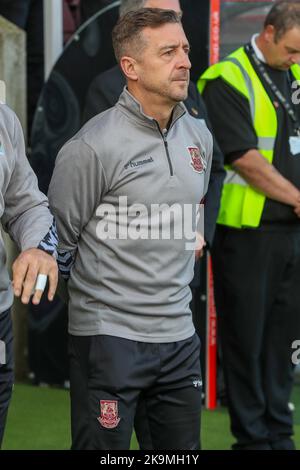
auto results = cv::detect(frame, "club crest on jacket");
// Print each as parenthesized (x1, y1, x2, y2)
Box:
(187, 146, 206, 173)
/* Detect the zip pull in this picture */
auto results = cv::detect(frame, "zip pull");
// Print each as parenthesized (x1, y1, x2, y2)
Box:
(163, 135, 173, 177)
(155, 123, 173, 176)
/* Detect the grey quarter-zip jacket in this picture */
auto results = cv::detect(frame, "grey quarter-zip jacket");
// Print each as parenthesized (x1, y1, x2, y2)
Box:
(49, 88, 212, 342)
(0, 104, 54, 314)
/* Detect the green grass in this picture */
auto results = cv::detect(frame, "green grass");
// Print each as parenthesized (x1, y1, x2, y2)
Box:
(2, 384, 71, 450)
(2, 384, 299, 450)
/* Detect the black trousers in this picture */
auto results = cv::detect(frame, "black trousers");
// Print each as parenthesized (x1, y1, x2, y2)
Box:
(212, 226, 300, 450)
(69, 333, 202, 450)
(0, 309, 14, 449)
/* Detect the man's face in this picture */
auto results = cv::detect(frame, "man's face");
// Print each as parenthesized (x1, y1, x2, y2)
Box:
(145, 0, 181, 14)
(133, 22, 191, 105)
(266, 26, 300, 70)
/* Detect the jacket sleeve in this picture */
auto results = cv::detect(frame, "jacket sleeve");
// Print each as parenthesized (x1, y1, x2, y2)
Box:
(196, 92, 225, 246)
(203, 135, 225, 247)
(1, 112, 53, 251)
(48, 138, 107, 252)
(203, 125, 213, 197)
(196, 124, 213, 241)
(187, 84, 225, 246)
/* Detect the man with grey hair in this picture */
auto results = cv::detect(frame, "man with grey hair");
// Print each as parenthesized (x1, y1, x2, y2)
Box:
(49, 7, 212, 450)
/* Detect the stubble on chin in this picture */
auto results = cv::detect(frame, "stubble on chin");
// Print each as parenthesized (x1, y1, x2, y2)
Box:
(170, 82, 189, 102)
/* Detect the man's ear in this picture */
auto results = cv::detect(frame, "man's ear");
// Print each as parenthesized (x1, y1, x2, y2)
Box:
(264, 24, 275, 44)
(120, 56, 139, 81)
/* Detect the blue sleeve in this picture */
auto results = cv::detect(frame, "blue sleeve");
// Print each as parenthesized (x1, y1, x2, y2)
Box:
(57, 249, 76, 281)
(37, 218, 58, 257)
(38, 218, 76, 281)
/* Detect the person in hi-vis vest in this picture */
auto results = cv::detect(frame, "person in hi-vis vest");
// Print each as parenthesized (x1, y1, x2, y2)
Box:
(198, 0, 300, 450)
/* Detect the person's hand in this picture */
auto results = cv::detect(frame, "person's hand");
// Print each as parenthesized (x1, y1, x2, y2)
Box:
(292, 192, 300, 217)
(294, 197, 300, 217)
(195, 232, 206, 260)
(12, 248, 58, 305)
(294, 202, 300, 217)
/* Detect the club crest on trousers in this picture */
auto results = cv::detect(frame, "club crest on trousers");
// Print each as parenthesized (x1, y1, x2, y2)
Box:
(98, 400, 121, 429)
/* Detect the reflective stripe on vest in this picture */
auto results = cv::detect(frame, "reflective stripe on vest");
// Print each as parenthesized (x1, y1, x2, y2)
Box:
(198, 48, 300, 228)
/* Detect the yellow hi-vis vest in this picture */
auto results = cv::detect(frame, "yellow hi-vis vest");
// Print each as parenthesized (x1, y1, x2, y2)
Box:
(198, 47, 300, 228)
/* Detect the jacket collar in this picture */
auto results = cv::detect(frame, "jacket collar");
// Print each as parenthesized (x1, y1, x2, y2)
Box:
(116, 86, 186, 131)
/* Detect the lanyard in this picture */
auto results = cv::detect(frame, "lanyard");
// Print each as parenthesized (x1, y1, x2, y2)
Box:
(245, 43, 300, 136)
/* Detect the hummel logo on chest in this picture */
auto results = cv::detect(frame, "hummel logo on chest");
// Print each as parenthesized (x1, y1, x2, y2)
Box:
(124, 156, 154, 170)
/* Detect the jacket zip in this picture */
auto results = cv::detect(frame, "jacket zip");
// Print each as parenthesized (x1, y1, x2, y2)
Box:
(156, 123, 174, 176)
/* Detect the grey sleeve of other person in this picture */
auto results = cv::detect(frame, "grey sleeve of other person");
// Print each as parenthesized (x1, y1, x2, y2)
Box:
(0, 105, 53, 251)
